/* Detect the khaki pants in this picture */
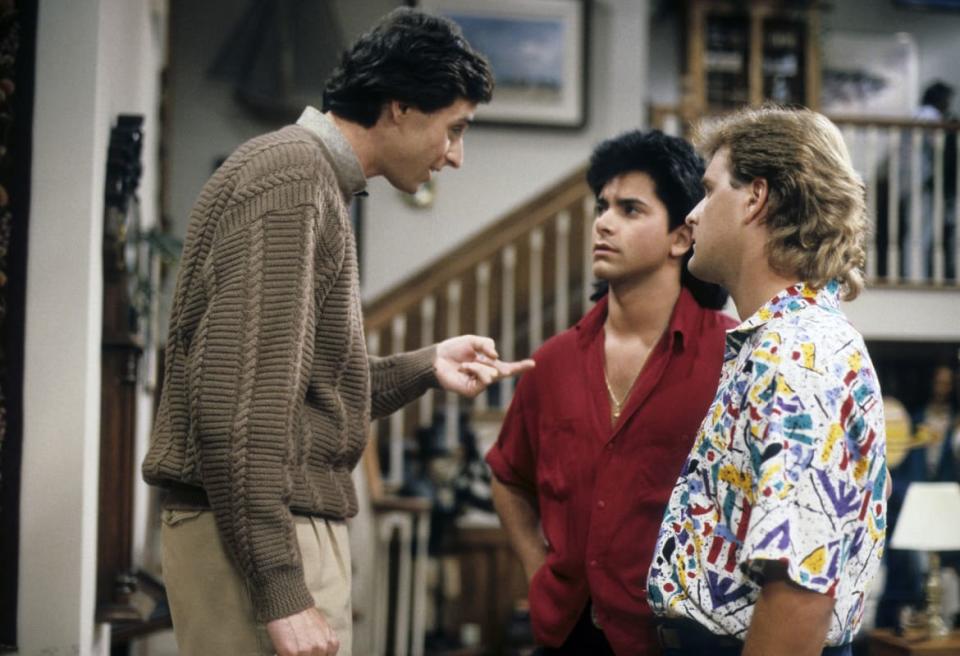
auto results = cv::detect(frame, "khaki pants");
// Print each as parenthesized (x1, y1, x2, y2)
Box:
(161, 509, 352, 655)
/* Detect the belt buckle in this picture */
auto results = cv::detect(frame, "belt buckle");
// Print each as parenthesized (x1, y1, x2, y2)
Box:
(656, 625, 681, 649)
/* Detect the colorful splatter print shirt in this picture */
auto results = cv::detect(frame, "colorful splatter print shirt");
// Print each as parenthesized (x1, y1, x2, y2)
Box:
(646, 281, 886, 645)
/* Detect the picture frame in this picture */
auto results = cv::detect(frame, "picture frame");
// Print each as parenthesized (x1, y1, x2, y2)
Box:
(417, 0, 588, 129)
(820, 30, 918, 118)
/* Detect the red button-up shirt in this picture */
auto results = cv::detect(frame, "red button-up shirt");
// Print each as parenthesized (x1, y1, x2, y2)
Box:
(486, 288, 736, 655)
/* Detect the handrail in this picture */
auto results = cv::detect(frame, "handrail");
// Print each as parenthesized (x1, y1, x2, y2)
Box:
(829, 116, 960, 130)
(363, 164, 591, 332)
(648, 102, 960, 132)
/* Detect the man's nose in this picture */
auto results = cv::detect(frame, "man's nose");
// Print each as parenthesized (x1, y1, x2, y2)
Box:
(595, 208, 613, 235)
(445, 140, 463, 169)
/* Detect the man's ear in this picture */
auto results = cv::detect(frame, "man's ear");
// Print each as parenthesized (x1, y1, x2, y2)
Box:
(388, 100, 410, 124)
(669, 223, 693, 258)
(744, 177, 770, 226)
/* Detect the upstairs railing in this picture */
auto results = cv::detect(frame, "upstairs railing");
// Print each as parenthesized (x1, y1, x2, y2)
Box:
(363, 166, 595, 489)
(652, 105, 960, 287)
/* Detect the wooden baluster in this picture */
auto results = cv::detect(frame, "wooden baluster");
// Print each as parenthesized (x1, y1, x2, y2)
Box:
(909, 127, 924, 282)
(474, 262, 491, 413)
(529, 228, 544, 351)
(445, 280, 461, 450)
(887, 129, 901, 283)
(419, 296, 436, 427)
(500, 245, 517, 408)
(841, 125, 857, 171)
(933, 128, 946, 284)
(555, 211, 571, 334)
(390, 314, 407, 488)
(865, 126, 878, 281)
(367, 330, 381, 356)
(663, 112, 681, 137)
(582, 195, 595, 315)
(955, 127, 960, 285)
(841, 124, 862, 276)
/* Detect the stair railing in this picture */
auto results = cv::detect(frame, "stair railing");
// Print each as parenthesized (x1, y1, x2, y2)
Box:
(363, 165, 595, 489)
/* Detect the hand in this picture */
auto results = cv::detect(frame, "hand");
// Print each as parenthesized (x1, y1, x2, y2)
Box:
(434, 335, 535, 398)
(266, 608, 339, 656)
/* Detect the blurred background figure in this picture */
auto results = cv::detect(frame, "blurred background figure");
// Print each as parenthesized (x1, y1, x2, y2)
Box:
(904, 81, 957, 280)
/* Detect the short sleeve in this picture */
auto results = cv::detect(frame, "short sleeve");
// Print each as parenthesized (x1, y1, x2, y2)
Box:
(485, 376, 538, 493)
(739, 347, 885, 598)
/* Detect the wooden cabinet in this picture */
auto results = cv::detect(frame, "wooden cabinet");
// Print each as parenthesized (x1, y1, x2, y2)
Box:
(442, 524, 530, 655)
(868, 628, 960, 656)
(682, 0, 821, 122)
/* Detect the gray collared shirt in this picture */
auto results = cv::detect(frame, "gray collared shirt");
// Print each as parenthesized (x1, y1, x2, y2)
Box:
(296, 106, 368, 199)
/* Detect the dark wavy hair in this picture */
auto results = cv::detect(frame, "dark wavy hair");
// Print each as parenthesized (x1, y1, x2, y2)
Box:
(322, 7, 494, 127)
(586, 130, 728, 309)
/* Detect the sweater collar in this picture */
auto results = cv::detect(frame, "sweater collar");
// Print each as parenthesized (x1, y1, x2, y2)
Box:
(296, 106, 368, 199)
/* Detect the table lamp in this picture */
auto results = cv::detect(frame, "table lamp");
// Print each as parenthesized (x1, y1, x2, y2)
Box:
(890, 481, 960, 638)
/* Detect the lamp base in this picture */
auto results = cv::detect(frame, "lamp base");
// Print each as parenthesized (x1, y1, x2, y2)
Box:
(924, 552, 951, 638)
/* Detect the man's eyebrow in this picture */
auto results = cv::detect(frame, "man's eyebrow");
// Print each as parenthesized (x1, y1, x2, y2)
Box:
(615, 196, 650, 209)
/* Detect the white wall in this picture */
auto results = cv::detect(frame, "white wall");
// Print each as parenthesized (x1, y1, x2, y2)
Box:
(163, 0, 395, 331)
(844, 287, 960, 342)
(19, 0, 165, 653)
(164, 0, 649, 303)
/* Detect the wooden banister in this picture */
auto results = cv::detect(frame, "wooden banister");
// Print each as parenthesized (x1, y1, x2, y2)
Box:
(828, 116, 960, 130)
(363, 164, 591, 332)
(649, 102, 960, 133)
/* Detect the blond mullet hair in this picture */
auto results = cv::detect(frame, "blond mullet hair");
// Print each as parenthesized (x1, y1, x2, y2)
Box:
(693, 106, 867, 300)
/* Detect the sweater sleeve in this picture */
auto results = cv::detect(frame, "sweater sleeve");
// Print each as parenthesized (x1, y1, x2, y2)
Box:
(194, 204, 323, 622)
(369, 346, 439, 420)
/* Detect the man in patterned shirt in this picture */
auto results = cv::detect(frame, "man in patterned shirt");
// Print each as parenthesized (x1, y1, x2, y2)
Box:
(647, 106, 887, 656)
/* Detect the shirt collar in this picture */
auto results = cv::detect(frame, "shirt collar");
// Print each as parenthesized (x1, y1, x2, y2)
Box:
(725, 280, 842, 354)
(296, 106, 368, 199)
(574, 286, 697, 351)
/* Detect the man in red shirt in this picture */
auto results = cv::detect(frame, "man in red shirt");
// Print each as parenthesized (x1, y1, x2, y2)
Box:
(486, 130, 737, 655)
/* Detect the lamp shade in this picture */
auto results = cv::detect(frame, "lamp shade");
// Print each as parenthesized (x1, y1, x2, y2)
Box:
(891, 482, 960, 551)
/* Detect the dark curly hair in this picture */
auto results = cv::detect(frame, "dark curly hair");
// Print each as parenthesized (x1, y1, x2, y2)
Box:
(322, 7, 494, 127)
(586, 130, 728, 310)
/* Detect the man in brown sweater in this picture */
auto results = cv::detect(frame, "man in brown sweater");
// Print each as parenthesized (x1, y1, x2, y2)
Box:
(142, 9, 532, 656)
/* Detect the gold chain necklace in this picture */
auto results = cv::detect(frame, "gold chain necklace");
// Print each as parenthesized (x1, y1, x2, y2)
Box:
(604, 370, 635, 420)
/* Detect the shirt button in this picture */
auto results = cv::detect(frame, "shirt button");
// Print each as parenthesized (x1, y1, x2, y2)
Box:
(597, 500, 606, 509)
(590, 559, 598, 568)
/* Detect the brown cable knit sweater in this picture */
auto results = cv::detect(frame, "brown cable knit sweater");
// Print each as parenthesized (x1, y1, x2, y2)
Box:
(142, 109, 438, 621)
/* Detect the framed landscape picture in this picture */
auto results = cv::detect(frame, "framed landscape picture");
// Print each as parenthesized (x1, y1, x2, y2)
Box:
(418, 0, 588, 129)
